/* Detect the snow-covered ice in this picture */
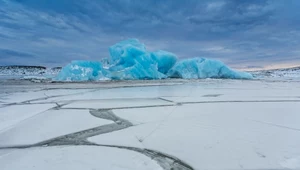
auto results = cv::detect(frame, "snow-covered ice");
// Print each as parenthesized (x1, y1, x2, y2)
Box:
(89, 102, 300, 169)
(0, 104, 55, 132)
(0, 88, 93, 103)
(0, 109, 112, 147)
(62, 98, 172, 109)
(0, 78, 299, 170)
(0, 146, 163, 170)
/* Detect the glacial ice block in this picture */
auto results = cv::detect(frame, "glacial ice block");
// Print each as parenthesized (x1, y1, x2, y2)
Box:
(150, 50, 178, 74)
(55, 39, 253, 81)
(168, 57, 253, 79)
(107, 39, 177, 80)
(109, 39, 147, 65)
(108, 54, 167, 80)
(55, 61, 108, 81)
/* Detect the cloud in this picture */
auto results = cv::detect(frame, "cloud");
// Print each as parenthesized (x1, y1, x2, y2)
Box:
(0, 0, 299, 68)
(0, 48, 35, 58)
(0, 48, 37, 65)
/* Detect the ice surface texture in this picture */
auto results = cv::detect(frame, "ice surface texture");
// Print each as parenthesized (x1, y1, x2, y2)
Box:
(56, 39, 253, 81)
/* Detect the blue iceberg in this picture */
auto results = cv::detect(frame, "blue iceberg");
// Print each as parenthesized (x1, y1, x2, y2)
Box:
(167, 58, 253, 79)
(151, 50, 178, 74)
(56, 61, 108, 81)
(55, 39, 253, 81)
(107, 39, 177, 80)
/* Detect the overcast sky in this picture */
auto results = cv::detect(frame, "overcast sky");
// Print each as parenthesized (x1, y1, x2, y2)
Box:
(0, 0, 300, 69)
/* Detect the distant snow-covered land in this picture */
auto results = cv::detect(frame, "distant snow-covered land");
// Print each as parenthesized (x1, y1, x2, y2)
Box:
(252, 66, 300, 79)
(0, 66, 61, 75)
(1, 65, 300, 81)
(0, 66, 61, 81)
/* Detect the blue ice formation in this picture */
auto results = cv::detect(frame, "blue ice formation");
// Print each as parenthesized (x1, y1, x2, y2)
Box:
(107, 39, 177, 80)
(56, 61, 108, 81)
(168, 58, 253, 79)
(55, 39, 253, 81)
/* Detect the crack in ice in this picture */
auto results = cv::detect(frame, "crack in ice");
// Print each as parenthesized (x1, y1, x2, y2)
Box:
(251, 119, 300, 132)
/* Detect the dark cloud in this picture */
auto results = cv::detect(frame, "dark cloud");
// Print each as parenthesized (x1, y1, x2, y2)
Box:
(0, 48, 35, 58)
(0, 0, 299, 68)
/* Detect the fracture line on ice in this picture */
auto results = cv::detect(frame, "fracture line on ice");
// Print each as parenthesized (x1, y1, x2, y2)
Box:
(158, 97, 176, 103)
(57, 99, 300, 110)
(2, 97, 300, 110)
(41, 82, 184, 90)
(177, 99, 300, 104)
(251, 119, 300, 132)
(59, 104, 176, 111)
(0, 89, 99, 108)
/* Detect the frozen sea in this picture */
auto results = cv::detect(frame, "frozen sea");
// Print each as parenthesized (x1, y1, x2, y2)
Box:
(0, 73, 300, 170)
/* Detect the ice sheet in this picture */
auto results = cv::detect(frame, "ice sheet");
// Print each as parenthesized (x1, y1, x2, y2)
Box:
(62, 98, 173, 109)
(0, 104, 55, 132)
(35, 80, 300, 104)
(0, 146, 163, 170)
(32, 85, 183, 103)
(1, 79, 300, 170)
(1, 89, 93, 103)
(0, 109, 112, 147)
(89, 102, 300, 170)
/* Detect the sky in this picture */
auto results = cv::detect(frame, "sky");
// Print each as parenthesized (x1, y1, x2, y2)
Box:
(0, 0, 300, 69)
